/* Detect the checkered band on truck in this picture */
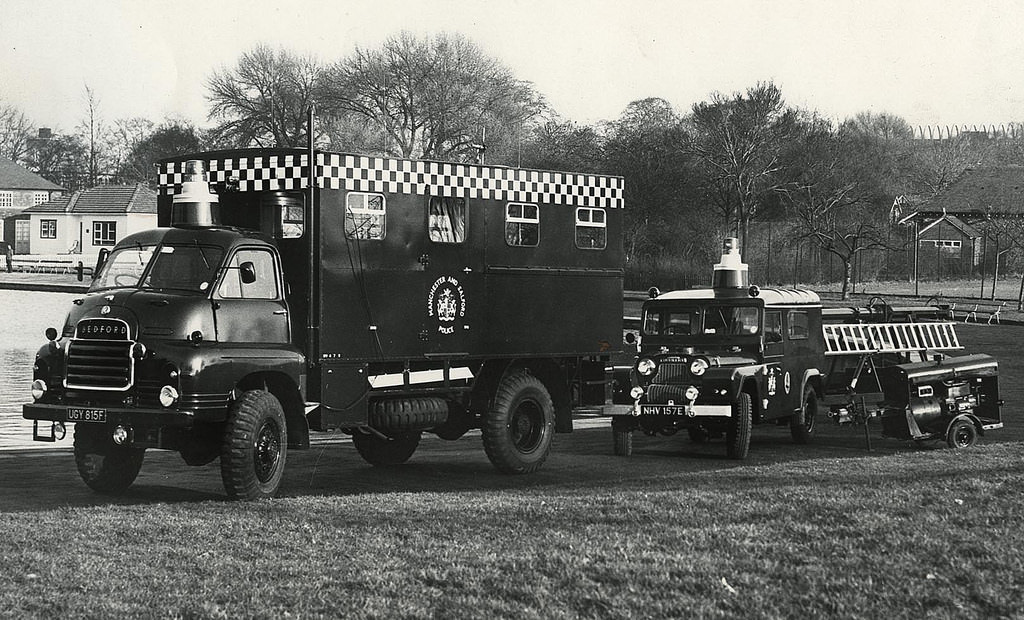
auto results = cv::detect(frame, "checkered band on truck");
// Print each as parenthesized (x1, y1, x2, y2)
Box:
(159, 152, 624, 209)
(159, 154, 310, 193)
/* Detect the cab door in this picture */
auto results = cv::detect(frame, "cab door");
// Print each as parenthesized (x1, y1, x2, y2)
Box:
(213, 247, 290, 343)
(762, 309, 789, 420)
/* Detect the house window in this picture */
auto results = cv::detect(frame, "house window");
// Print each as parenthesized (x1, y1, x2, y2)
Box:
(93, 221, 117, 246)
(0, 192, 11, 208)
(921, 239, 962, 248)
(428, 196, 467, 243)
(33, 192, 49, 205)
(344, 192, 385, 240)
(575, 207, 607, 250)
(40, 219, 57, 239)
(505, 202, 539, 247)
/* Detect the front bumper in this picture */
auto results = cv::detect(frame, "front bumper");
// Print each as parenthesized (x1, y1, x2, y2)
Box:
(23, 402, 197, 430)
(609, 403, 733, 418)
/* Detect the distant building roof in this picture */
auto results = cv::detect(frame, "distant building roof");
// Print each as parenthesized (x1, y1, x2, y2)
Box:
(0, 157, 64, 191)
(24, 184, 157, 215)
(918, 213, 982, 239)
(925, 166, 1024, 215)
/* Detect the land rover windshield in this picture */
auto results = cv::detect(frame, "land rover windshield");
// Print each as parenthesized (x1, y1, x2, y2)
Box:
(643, 305, 761, 338)
(91, 243, 225, 293)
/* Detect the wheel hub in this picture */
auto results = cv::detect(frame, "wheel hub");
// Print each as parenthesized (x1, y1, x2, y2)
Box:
(254, 420, 281, 483)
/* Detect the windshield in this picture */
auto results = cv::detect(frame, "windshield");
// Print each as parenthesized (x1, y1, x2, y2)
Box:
(644, 305, 761, 337)
(91, 243, 225, 293)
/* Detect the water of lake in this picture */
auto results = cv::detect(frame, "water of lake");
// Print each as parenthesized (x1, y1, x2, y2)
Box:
(0, 289, 76, 450)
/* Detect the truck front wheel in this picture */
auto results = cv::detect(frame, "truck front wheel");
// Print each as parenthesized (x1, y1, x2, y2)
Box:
(726, 392, 752, 460)
(483, 369, 554, 474)
(352, 432, 421, 466)
(74, 426, 145, 495)
(221, 390, 287, 500)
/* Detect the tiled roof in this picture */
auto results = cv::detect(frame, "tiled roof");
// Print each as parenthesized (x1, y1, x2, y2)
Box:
(0, 157, 64, 191)
(926, 166, 1024, 214)
(23, 184, 157, 215)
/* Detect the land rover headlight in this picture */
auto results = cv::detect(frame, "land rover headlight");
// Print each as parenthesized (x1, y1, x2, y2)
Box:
(689, 358, 709, 376)
(31, 379, 47, 401)
(630, 386, 645, 400)
(637, 358, 657, 376)
(685, 385, 700, 401)
(159, 385, 179, 407)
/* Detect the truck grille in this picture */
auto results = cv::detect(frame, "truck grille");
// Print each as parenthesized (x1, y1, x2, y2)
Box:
(654, 362, 690, 384)
(65, 340, 134, 391)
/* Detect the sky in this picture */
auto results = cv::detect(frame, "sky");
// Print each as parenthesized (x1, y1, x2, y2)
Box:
(2, 0, 1024, 136)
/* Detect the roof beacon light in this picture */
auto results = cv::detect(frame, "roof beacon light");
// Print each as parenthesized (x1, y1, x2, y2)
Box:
(713, 237, 748, 289)
(171, 160, 220, 227)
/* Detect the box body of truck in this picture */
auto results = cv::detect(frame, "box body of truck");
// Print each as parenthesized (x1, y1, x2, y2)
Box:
(25, 148, 624, 498)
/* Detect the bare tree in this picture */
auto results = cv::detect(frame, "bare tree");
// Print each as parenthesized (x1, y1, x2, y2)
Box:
(108, 117, 155, 181)
(0, 102, 34, 164)
(206, 45, 323, 148)
(77, 84, 109, 187)
(688, 82, 798, 252)
(780, 116, 896, 299)
(322, 31, 544, 160)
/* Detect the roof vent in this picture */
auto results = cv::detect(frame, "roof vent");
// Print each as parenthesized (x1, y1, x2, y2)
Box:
(712, 237, 748, 289)
(171, 160, 220, 227)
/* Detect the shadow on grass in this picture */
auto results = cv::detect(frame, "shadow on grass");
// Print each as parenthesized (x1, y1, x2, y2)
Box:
(4, 421, 1015, 513)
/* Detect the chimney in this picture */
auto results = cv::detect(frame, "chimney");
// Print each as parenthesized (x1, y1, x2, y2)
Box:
(38, 128, 52, 139)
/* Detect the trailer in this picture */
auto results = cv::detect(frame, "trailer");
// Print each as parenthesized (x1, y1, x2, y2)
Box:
(24, 148, 624, 499)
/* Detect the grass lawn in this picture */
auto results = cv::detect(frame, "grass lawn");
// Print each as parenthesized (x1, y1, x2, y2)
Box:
(2, 441, 1022, 619)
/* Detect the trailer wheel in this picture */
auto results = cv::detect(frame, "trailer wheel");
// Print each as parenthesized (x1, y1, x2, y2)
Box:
(790, 387, 817, 444)
(74, 426, 145, 495)
(352, 432, 421, 466)
(726, 392, 752, 460)
(688, 427, 710, 443)
(483, 369, 554, 474)
(946, 419, 978, 450)
(221, 390, 287, 500)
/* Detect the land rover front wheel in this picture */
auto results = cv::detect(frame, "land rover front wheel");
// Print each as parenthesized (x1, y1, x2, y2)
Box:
(790, 387, 817, 444)
(221, 390, 287, 500)
(74, 425, 145, 495)
(726, 392, 752, 460)
(352, 432, 421, 466)
(483, 369, 554, 474)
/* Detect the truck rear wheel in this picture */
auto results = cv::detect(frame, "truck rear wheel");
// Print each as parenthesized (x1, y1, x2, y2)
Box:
(483, 369, 554, 474)
(74, 426, 145, 495)
(221, 390, 287, 500)
(790, 387, 817, 444)
(726, 392, 752, 460)
(352, 432, 421, 466)
(946, 419, 978, 449)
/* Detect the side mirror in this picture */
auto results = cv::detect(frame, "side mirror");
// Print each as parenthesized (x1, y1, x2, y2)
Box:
(239, 261, 257, 285)
(93, 248, 110, 281)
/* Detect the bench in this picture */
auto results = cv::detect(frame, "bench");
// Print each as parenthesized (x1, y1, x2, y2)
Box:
(960, 300, 1006, 324)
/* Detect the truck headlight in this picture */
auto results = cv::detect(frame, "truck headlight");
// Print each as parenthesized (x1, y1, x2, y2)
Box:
(685, 385, 700, 401)
(159, 385, 179, 407)
(637, 358, 657, 376)
(31, 379, 47, 401)
(689, 358, 709, 376)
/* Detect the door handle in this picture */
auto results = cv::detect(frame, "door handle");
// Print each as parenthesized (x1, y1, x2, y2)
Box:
(273, 309, 288, 315)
